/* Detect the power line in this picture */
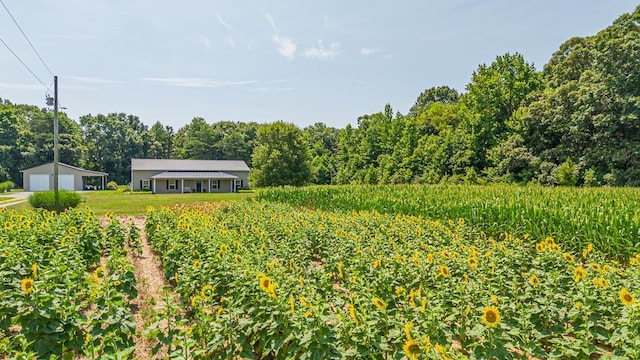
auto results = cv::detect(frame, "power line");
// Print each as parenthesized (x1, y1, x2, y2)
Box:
(0, 0, 54, 76)
(0, 35, 50, 91)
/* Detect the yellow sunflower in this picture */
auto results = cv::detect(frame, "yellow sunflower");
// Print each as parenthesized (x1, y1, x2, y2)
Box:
(590, 263, 600, 272)
(92, 266, 105, 282)
(529, 275, 540, 286)
(259, 276, 272, 292)
(619, 288, 635, 307)
(467, 257, 478, 272)
(574, 266, 586, 283)
(439, 265, 450, 278)
(289, 295, 295, 314)
(348, 303, 358, 324)
(31, 263, 38, 278)
(193, 260, 201, 270)
(563, 253, 574, 263)
(373, 297, 387, 311)
(403, 338, 420, 360)
(201, 284, 215, 299)
(481, 306, 500, 327)
(21, 278, 34, 295)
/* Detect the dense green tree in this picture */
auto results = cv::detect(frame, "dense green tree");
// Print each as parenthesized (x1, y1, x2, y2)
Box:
(523, 5, 640, 185)
(464, 53, 543, 169)
(409, 86, 460, 116)
(251, 121, 311, 187)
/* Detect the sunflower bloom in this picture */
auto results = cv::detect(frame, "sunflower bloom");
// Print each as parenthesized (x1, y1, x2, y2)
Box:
(193, 260, 201, 270)
(529, 275, 540, 286)
(481, 306, 500, 327)
(563, 253, 574, 263)
(435, 343, 451, 360)
(373, 297, 386, 311)
(21, 278, 34, 295)
(439, 265, 450, 278)
(403, 338, 420, 360)
(201, 284, 215, 299)
(574, 266, 587, 283)
(590, 263, 600, 272)
(258, 276, 277, 298)
(289, 295, 295, 314)
(92, 266, 105, 282)
(31, 263, 38, 278)
(467, 257, 478, 272)
(619, 288, 636, 307)
(348, 303, 358, 324)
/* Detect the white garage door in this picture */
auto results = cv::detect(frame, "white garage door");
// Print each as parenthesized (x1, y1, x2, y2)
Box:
(29, 174, 50, 191)
(59, 175, 75, 191)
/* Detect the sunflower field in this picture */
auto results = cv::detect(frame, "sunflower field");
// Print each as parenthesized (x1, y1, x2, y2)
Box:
(258, 184, 640, 259)
(146, 201, 640, 359)
(0, 209, 137, 359)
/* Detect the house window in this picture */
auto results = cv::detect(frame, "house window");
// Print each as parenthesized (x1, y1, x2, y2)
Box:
(142, 180, 150, 190)
(235, 179, 242, 190)
(169, 180, 176, 190)
(211, 180, 219, 189)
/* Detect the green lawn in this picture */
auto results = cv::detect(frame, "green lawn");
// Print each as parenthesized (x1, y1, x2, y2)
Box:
(8, 190, 256, 215)
(0, 196, 13, 203)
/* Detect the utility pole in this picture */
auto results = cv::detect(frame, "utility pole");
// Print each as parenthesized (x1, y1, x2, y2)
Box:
(53, 76, 59, 212)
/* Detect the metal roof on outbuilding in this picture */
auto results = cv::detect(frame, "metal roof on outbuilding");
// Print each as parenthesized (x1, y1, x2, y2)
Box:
(20, 162, 108, 176)
(131, 159, 249, 172)
(150, 171, 238, 179)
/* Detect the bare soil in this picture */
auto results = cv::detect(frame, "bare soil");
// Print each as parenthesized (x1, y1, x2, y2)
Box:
(117, 216, 168, 360)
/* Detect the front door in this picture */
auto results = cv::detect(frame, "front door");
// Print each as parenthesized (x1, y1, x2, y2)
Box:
(196, 181, 202, 193)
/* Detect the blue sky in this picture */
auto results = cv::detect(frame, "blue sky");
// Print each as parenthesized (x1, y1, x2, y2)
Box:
(1, 1, 637, 129)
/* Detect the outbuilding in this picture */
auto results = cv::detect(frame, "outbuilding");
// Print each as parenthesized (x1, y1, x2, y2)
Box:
(131, 159, 250, 193)
(21, 162, 108, 192)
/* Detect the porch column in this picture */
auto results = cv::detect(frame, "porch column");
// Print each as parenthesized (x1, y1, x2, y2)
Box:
(181, 179, 184, 193)
(208, 179, 211, 193)
(102, 176, 105, 190)
(232, 178, 236, 193)
(153, 178, 157, 194)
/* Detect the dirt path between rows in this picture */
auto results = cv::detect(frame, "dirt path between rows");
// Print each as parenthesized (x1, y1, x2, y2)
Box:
(116, 216, 168, 359)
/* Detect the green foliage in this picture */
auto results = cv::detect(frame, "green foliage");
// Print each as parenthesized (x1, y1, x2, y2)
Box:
(146, 201, 640, 359)
(0, 210, 136, 358)
(554, 158, 577, 186)
(0, 181, 14, 193)
(259, 184, 640, 258)
(251, 121, 311, 187)
(106, 181, 119, 190)
(28, 190, 82, 211)
(583, 168, 599, 187)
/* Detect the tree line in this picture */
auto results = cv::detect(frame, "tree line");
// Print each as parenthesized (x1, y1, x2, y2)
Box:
(1, 5, 639, 187)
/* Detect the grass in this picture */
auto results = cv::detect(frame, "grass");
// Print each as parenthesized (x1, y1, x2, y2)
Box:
(8, 190, 256, 215)
(0, 196, 13, 204)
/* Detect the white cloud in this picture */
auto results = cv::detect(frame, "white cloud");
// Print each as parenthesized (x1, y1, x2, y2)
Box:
(265, 12, 278, 32)
(304, 40, 339, 59)
(216, 12, 234, 32)
(360, 47, 380, 56)
(144, 77, 255, 88)
(273, 35, 297, 59)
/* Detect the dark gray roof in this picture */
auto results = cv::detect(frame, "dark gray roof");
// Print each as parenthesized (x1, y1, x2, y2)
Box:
(150, 171, 238, 179)
(131, 159, 249, 172)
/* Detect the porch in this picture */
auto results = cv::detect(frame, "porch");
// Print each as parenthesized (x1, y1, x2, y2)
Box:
(149, 172, 240, 194)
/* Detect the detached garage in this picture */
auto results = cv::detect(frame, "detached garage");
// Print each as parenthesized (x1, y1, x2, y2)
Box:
(21, 163, 108, 192)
